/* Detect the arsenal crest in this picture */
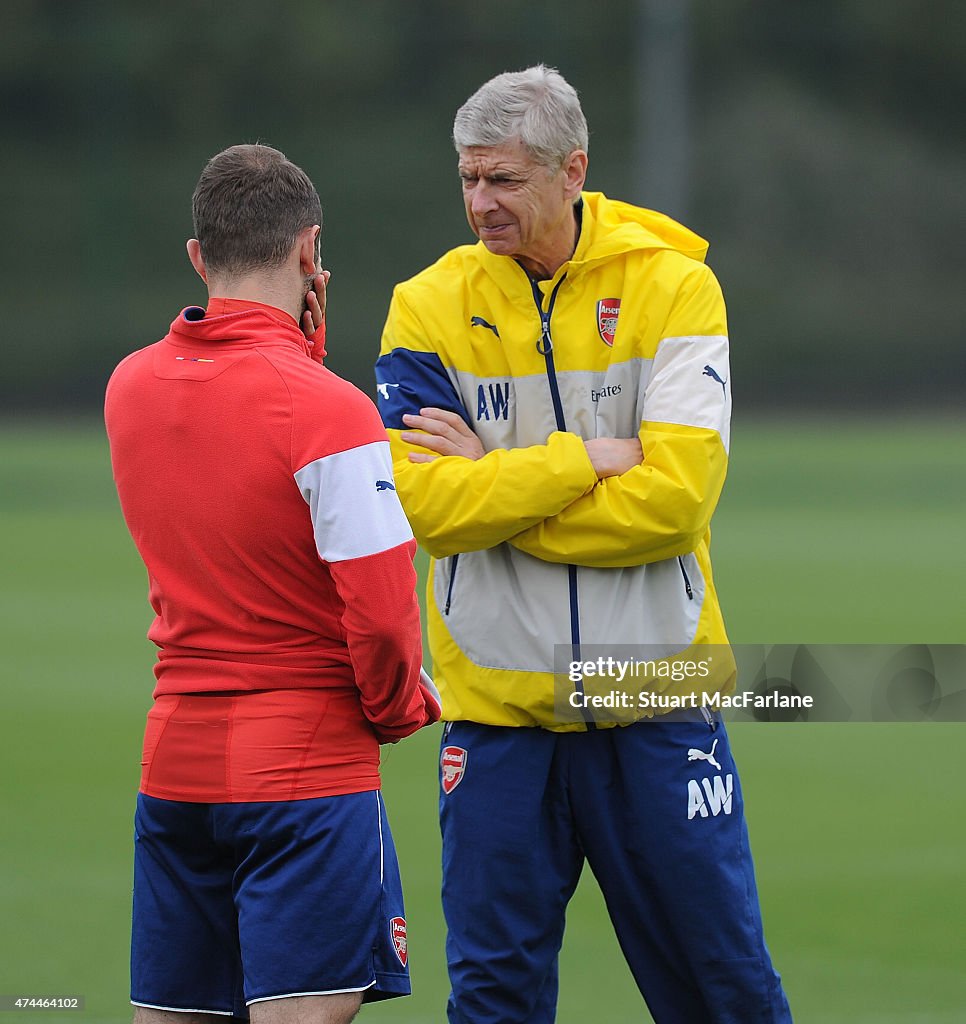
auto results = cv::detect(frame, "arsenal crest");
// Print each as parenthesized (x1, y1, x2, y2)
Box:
(440, 745, 467, 794)
(596, 298, 621, 346)
(390, 916, 408, 967)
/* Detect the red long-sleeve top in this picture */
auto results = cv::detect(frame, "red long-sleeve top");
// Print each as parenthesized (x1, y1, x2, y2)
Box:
(105, 298, 439, 802)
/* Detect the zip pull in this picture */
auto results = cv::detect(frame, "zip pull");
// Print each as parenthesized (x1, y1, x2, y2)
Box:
(536, 313, 552, 355)
(526, 270, 565, 355)
(677, 555, 694, 600)
(443, 553, 460, 615)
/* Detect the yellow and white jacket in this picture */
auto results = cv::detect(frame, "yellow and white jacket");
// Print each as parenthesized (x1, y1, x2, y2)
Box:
(376, 192, 735, 730)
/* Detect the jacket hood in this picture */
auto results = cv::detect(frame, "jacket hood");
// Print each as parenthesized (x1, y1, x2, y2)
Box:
(572, 191, 709, 266)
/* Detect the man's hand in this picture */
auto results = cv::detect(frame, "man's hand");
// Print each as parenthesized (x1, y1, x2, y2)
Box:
(584, 436, 644, 479)
(302, 270, 330, 360)
(401, 408, 485, 463)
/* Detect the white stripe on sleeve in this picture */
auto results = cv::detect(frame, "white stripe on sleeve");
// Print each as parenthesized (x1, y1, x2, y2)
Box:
(642, 334, 731, 452)
(294, 441, 414, 562)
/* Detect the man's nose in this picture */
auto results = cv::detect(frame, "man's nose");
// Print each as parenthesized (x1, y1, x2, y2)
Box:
(470, 182, 499, 217)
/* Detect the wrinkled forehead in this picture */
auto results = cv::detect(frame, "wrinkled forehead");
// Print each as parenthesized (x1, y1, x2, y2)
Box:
(456, 137, 543, 176)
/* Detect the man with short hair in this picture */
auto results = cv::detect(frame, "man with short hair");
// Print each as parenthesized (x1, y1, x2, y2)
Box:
(106, 143, 440, 1024)
(376, 67, 792, 1023)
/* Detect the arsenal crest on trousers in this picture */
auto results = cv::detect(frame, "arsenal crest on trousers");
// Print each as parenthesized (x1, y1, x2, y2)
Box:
(440, 745, 467, 794)
(596, 297, 621, 346)
(390, 916, 408, 967)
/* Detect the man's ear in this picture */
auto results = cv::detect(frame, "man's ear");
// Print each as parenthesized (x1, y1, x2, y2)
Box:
(562, 150, 588, 202)
(297, 225, 321, 276)
(186, 239, 207, 282)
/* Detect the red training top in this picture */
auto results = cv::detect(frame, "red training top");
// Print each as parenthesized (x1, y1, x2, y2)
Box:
(105, 298, 439, 802)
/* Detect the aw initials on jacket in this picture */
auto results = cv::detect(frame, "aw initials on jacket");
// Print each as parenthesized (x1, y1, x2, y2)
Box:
(476, 380, 512, 421)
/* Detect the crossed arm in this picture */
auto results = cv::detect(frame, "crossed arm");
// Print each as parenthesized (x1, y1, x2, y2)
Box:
(400, 407, 643, 479)
(396, 406, 725, 569)
(382, 262, 729, 568)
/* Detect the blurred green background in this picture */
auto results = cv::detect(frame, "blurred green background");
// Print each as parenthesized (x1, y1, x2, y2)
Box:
(2, 420, 964, 1023)
(2, 0, 964, 410)
(1, 2, 964, 1022)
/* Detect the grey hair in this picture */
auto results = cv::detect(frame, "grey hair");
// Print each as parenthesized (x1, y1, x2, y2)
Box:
(453, 65, 589, 171)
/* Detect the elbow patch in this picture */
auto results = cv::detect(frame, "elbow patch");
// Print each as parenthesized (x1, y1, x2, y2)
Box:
(295, 441, 414, 562)
(644, 335, 731, 452)
(375, 348, 468, 429)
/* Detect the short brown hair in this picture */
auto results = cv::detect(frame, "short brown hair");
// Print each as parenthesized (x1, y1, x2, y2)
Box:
(191, 144, 323, 277)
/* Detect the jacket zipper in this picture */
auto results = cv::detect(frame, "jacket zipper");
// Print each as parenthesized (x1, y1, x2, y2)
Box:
(532, 274, 568, 431)
(677, 555, 694, 600)
(523, 268, 595, 729)
(443, 553, 459, 615)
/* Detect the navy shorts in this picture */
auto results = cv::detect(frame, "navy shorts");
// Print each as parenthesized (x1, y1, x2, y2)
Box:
(131, 790, 410, 1019)
(439, 715, 792, 1024)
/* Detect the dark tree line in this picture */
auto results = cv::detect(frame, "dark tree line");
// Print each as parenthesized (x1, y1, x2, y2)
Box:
(2, 0, 963, 411)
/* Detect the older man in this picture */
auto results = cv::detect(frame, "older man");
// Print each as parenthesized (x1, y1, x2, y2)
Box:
(376, 67, 792, 1023)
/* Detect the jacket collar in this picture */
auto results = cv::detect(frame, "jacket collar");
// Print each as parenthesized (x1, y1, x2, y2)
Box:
(168, 302, 311, 357)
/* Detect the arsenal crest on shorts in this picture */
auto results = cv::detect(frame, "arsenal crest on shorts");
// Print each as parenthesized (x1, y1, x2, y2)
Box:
(596, 298, 621, 346)
(390, 916, 408, 967)
(440, 745, 467, 794)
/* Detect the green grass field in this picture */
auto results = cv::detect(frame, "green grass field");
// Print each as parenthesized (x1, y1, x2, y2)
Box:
(1, 416, 964, 1023)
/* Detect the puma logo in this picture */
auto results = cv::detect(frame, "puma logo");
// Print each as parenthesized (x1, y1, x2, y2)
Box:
(687, 738, 721, 771)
